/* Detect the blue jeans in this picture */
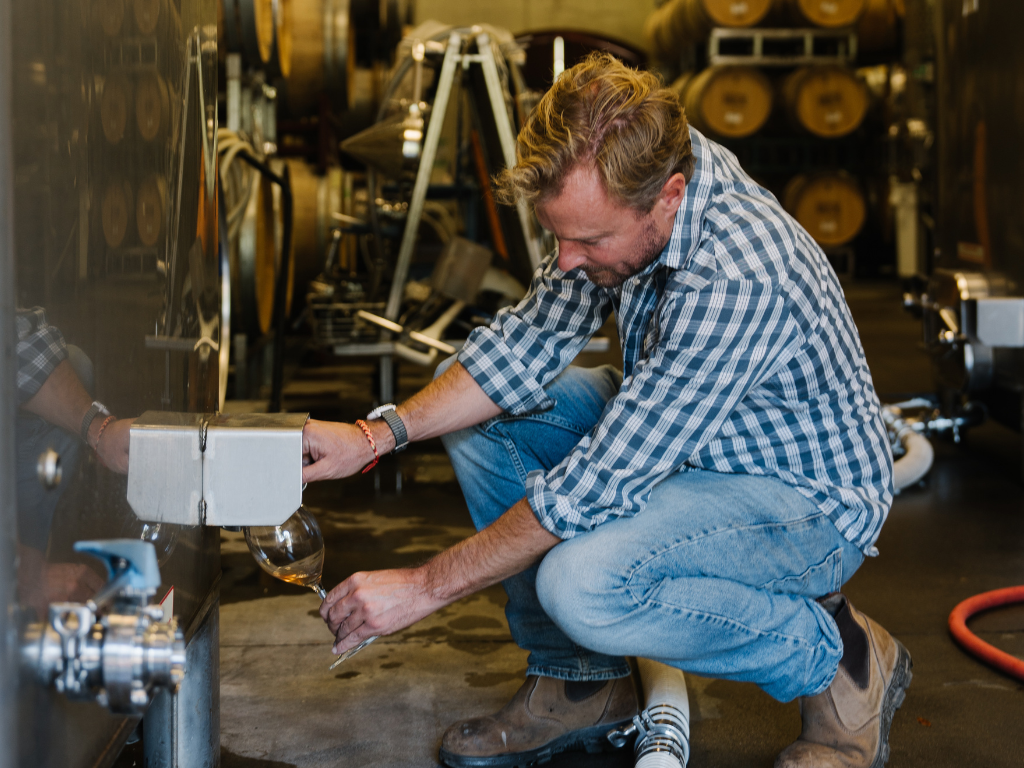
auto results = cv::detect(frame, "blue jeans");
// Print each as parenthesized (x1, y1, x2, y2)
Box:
(439, 359, 865, 703)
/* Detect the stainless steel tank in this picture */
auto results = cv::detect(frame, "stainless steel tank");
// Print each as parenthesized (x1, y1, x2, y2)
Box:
(1, 0, 222, 765)
(904, 1, 1024, 450)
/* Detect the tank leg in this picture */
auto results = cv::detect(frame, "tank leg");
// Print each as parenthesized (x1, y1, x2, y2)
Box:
(145, 598, 220, 768)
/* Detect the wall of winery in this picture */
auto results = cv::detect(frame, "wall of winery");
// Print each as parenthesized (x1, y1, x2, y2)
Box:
(414, 0, 658, 50)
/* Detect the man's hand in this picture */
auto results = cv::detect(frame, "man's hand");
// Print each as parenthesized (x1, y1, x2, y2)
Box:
(302, 419, 389, 483)
(319, 498, 559, 653)
(94, 417, 133, 474)
(319, 567, 446, 654)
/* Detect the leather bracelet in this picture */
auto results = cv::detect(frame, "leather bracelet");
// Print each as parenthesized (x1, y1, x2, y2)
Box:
(354, 419, 379, 474)
(94, 415, 116, 449)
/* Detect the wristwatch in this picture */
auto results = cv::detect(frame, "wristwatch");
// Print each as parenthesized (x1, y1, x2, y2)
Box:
(366, 404, 408, 453)
(80, 401, 111, 443)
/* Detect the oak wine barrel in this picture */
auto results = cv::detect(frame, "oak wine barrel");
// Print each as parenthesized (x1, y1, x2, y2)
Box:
(101, 178, 134, 248)
(777, 0, 867, 28)
(857, 0, 903, 54)
(220, 0, 277, 69)
(646, 0, 773, 60)
(95, 0, 126, 37)
(673, 66, 773, 139)
(283, 0, 355, 114)
(100, 71, 132, 145)
(784, 172, 866, 248)
(136, 174, 167, 247)
(135, 69, 171, 142)
(782, 65, 869, 138)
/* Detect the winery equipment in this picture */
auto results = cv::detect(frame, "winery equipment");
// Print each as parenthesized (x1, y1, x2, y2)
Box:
(1, 0, 223, 764)
(20, 540, 185, 715)
(901, 0, 1024, 461)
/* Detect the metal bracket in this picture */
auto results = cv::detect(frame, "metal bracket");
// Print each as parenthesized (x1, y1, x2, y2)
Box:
(127, 411, 307, 526)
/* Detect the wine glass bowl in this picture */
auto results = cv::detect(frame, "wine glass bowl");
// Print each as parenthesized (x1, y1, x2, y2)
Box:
(244, 506, 327, 598)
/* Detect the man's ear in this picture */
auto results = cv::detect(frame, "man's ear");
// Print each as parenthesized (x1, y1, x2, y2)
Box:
(657, 173, 687, 215)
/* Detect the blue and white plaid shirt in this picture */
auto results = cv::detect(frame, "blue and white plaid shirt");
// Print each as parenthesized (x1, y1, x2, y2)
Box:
(458, 129, 893, 555)
(15, 307, 68, 405)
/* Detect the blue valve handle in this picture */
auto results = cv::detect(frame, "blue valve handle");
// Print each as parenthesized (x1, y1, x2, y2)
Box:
(73, 540, 162, 592)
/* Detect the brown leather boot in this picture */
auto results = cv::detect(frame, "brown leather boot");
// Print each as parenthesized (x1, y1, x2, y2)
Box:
(439, 675, 638, 768)
(775, 594, 913, 768)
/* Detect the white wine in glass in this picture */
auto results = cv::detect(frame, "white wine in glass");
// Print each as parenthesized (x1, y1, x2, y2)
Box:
(244, 506, 377, 666)
(244, 505, 328, 598)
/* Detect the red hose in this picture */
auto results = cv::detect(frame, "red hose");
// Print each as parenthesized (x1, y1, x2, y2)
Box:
(948, 586, 1024, 682)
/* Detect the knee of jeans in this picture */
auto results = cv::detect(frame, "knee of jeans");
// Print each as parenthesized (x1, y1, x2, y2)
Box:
(536, 539, 628, 644)
(66, 345, 95, 397)
(434, 353, 459, 381)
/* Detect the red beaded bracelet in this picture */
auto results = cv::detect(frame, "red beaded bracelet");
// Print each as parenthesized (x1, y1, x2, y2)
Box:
(354, 419, 379, 474)
(94, 415, 116, 448)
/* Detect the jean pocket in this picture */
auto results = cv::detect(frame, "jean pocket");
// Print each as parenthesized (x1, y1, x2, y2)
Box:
(759, 547, 843, 598)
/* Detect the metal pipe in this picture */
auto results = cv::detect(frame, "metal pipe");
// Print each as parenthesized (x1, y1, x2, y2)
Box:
(0, 0, 19, 760)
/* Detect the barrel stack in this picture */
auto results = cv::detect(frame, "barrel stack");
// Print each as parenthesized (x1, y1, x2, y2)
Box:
(218, 0, 401, 342)
(93, 0, 182, 273)
(647, 0, 905, 270)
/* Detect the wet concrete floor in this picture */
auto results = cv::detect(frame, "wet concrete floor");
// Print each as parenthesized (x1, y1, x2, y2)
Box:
(214, 280, 1024, 767)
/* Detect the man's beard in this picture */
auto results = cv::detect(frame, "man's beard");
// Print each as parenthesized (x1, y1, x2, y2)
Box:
(582, 216, 668, 288)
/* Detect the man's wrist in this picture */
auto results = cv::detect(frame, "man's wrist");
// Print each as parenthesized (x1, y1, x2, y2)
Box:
(359, 419, 395, 456)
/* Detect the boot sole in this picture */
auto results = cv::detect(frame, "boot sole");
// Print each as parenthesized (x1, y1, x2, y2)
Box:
(871, 639, 913, 768)
(438, 719, 633, 768)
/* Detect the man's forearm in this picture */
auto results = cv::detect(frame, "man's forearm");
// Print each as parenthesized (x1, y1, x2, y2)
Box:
(21, 360, 95, 442)
(366, 360, 502, 453)
(423, 497, 560, 603)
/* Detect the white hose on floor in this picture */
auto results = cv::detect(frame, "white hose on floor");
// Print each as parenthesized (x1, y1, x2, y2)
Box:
(634, 659, 691, 768)
(892, 428, 934, 491)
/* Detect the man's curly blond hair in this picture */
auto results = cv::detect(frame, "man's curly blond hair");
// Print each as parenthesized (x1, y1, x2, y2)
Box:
(495, 53, 694, 214)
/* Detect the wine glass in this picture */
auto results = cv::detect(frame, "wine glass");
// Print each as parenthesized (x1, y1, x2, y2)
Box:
(244, 505, 328, 598)
(243, 506, 377, 667)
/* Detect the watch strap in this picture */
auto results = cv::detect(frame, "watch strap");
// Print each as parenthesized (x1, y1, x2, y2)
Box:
(367, 404, 408, 453)
(80, 401, 110, 443)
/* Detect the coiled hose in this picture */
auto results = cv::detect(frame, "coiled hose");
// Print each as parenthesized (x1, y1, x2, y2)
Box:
(949, 587, 1024, 682)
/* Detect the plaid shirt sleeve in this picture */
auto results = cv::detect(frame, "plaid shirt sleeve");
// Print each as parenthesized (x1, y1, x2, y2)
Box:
(526, 277, 804, 539)
(15, 307, 68, 404)
(457, 252, 613, 415)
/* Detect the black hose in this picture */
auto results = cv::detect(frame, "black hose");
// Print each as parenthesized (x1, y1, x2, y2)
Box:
(234, 152, 293, 413)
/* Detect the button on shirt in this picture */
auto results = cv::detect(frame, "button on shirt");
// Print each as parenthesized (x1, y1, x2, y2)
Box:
(457, 128, 893, 555)
(15, 307, 68, 404)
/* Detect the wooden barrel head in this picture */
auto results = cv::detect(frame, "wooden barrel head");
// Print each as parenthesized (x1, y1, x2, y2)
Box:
(686, 66, 773, 139)
(857, 0, 899, 53)
(95, 0, 126, 37)
(255, 163, 295, 334)
(794, 0, 867, 27)
(701, 0, 773, 27)
(255, 0, 275, 63)
(784, 173, 866, 248)
(283, 0, 325, 114)
(788, 66, 868, 138)
(274, 0, 294, 78)
(100, 72, 131, 145)
(136, 174, 167, 247)
(102, 179, 134, 248)
(286, 159, 326, 311)
(133, 0, 162, 35)
(135, 70, 170, 141)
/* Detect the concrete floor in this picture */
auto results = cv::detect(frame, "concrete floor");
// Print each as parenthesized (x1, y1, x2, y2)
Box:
(213, 280, 1024, 767)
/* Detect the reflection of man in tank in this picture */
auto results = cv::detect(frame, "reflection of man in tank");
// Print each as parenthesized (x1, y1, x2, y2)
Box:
(15, 307, 132, 615)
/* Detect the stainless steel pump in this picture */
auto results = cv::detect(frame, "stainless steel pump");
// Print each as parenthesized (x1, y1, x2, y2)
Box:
(20, 540, 185, 715)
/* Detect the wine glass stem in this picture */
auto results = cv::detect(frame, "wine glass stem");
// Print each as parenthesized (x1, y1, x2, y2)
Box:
(313, 583, 327, 600)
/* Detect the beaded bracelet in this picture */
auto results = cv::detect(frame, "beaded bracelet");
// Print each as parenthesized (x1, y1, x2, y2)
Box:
(354, 419, 379, 474)
(94, 415, 116, 449)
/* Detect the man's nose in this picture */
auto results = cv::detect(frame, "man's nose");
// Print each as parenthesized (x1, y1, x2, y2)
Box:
(557, 242, 587, 273)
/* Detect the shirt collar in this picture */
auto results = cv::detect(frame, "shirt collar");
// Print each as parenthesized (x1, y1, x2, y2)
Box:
(657, 127, 715, 272)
